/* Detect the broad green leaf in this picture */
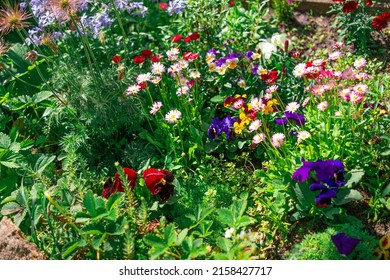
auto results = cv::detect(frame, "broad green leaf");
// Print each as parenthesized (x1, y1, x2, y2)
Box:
(34, 91, 53, 103)
(1, 202, 22, 215)
(106, 192, 123, 211)
(177, 228, 188, 245)
(83, 190, 96, 216)
(0, 132, 11, 149)
(216, 208, 235, 227)
(92, 233, 107, 250)
(143, 234, 164, 248)
(236, 216, 256, 228)
(345, 169, 365, 188)
(216, 237, 232, 253)
(34, 154, 55, 175)
(334, 189, 363, 205)
(164, 224, 176, 246)
(210, 95, 224, 103)
(204, 141, 221, 153)
(149, 245, 168, 260)
(81, 223, 105, 235)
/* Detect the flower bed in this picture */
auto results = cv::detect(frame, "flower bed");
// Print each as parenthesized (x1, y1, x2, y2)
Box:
(0, 0, 389, 260)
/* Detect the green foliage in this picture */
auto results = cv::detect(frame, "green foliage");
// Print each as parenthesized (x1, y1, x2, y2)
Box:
(285, 223, 378, 260)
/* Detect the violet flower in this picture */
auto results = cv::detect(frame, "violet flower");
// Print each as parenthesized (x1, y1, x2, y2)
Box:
(208, 115, 236, 141)
(276, 112, 305, 126)
(331, 233, 360, 256)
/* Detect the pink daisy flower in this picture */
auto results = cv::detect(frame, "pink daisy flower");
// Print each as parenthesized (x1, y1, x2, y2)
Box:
(317, 101, 329, 111)
(297, 130, 310, 142)
(285, 101, 300, 113)
(353, 83, 368, 94)
(249, 119, 262, 132)
(271, 133, 285, 148)
(353, 58, 366, 70)
(252, 133, 266, 144)
(150, 101, 163, 115)
(126, 84, 141, 95)
(342, 68, 355, 80)
(329, 51, 342, 61)
(165, 109, 181, 123)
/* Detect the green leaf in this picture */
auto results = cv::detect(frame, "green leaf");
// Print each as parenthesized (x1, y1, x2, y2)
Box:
(205, 141, 221, 153)
(34, 154, 55, 175)
(105, 192, 123, 211)
(210, 95, 224, 103)
(236, 216, 256, 228)
(143, 234, 164, 248)
(62, 241, 80, 259)
(164, 224, 176, 246)
(216, 237, 232, 253)
(0, 132, 11, 149)
(149, 245, 168, 260)
(34, 91, 53, 103)
(0, 161, 20, 168)
(216, 208, 235, 227)
(81, 223, 105, 235)
(139, 131, 164, 149)
(381, 149, 390, 156)
(1, 202, 22, 215)
(83, 190, 96, 217)
(345, 169, 365, 188)
(334, 189, 363, 205)
(382, 183, 390, 197)
(92, 233, 107, 250)
(177, 228, 188, 245)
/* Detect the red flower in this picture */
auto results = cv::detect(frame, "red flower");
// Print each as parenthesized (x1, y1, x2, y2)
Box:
(138, 82, 148, 90)
(184, 33, 200, 43)
(159, 2, 168, 9)
(102, 168, 138, 199)
(133, 55, 145, 64)
(112, 55, 122, 63)
(342, 1, 358, 13)
(290, 50, 301, 58)
(141, 49, 153, 59)
(150, 55, 160, 62)
(183, 51, 200, 61)
(332, 0, 345, 2)
(228, 1, 235, 5)
(372, 12, 390, 31)
(365, 0, 373, 6)
(143, 168, 175, 202)
(170, 34, 182, 43)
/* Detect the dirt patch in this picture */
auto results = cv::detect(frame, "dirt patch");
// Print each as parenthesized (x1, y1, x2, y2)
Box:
(0, 217, 45, 260)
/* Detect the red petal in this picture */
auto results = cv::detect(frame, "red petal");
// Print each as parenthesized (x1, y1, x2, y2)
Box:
(143, 168, 165, 194)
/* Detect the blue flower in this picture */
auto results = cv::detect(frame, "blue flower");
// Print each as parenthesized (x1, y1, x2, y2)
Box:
(167, 0, 187, 16)
(331, 233, 360, 256)
(208, 115, 236, 141)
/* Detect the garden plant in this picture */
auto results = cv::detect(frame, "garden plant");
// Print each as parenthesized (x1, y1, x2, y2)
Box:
(0, 0, 389, 260)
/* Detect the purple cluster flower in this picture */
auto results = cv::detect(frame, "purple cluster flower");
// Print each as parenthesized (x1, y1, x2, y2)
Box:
(79, 11, 114, 38)
(167, 0, 187, 16)
(292, 158, 346, 207)
(208, 115, 237, 141)
(26, 26, 63, 45)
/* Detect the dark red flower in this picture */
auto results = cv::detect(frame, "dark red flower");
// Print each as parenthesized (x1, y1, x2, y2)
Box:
(170, 34, 182, 43)
(228, 1, 235, 5)
(102, 168, 138, 199)
(189, 33, 200, 40)
(112, 55, 122, 63)
(342, 1, 358, 13)
(224, 96, 238, 107)
(150, 55, 160, 62)
(133, 55, 145, 64)
(159, 2, 168, 9)
(372, 12, 390, 31)
(332, 0, 345, 2)
(141, 49, 153, 59)
(290, 50, 301, 58)
(143, 168, 175, 202)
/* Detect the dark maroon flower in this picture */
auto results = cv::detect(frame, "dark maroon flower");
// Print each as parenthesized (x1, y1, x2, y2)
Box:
(102, 168, 138, 199)
(372, 12, 390, 31)
(133, 55, 145, 64)
(143, 168, 175, 202)
(331, 233, 360, 256)
(150, 55, 160, 62)
(365, 0, 373, 6)
(342, 1, 358, 13)
(112, 55, 122, 63)
(332, 0, 345, 2)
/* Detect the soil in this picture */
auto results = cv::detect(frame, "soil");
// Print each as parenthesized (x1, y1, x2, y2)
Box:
(278, 11, 390, 72)
(0, 217, 45, 260)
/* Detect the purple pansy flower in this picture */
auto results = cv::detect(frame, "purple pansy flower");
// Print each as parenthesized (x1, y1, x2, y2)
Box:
(331, 233, 360, 256)
(275, 112, 305, 126)
(208, 115, 236, 141)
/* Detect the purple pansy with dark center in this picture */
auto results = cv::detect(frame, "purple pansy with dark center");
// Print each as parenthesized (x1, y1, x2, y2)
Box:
(331, 233, 360, 256)
(275, 112, 305, 126)
(292, 158, 346, 207)
(208, 115, 236, 141)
